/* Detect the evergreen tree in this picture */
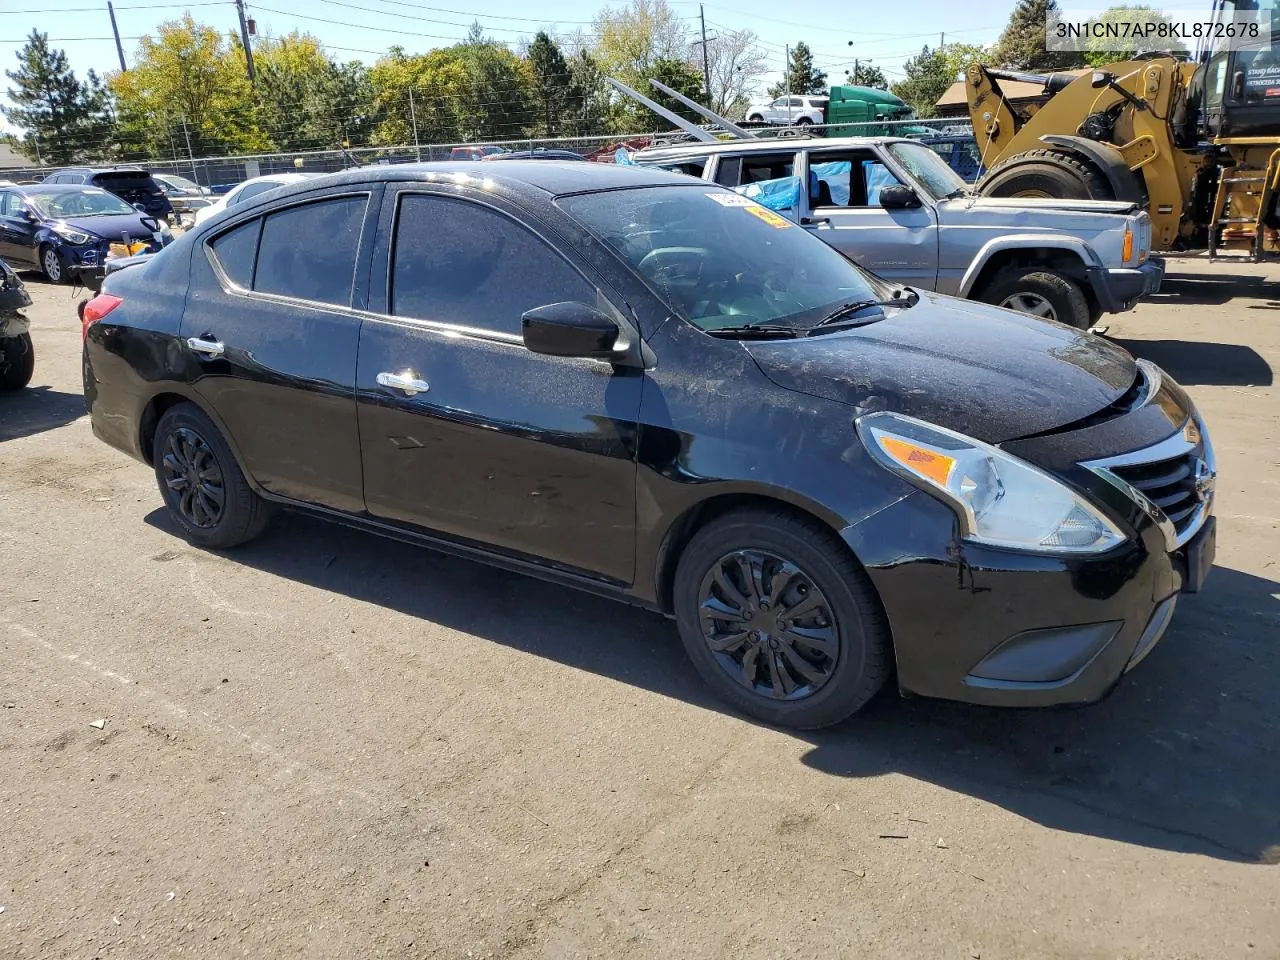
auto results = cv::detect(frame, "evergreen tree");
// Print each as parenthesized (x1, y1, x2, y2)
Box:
(769, 42, 827, 97)
(993, 0, 1080, 71)
(2, 30, 113, 164)
(527, 32, 572, 137)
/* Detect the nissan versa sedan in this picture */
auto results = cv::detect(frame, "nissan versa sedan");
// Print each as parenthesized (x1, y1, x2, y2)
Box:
(81, 163, 1216, 729)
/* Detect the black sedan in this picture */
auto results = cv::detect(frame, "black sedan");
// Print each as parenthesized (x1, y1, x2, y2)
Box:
(80, 162, 1216, 728)
(0, 183, 174, 283)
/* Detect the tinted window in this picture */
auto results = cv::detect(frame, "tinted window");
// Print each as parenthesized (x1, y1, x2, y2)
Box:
(0, 191, 13, 215)
(254, 196, 368, 306)
(209, 218, 261, 288)
(654, 157, 708, 177)
(232, 180, 286, 205)
(391, 194, 596, 337)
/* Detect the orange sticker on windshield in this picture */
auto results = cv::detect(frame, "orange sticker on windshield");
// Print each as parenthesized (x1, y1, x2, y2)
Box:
(742, 205, 791, 229)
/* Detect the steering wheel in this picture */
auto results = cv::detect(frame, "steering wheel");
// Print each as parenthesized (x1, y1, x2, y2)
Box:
(638, 246, 709, 288)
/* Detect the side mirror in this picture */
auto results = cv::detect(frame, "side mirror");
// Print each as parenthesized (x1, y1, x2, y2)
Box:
(879, 184, 922, 210)
(1091, 70, 1114, 89)
(522, 301, 619, 360)
(19, 208, 37, 222)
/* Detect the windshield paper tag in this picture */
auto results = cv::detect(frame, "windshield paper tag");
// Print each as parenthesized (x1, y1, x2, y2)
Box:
(743, 205, 791, 229)
(705, 192, 753, 207)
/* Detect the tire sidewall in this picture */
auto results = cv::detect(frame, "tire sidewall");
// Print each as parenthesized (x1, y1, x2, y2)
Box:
(40, 246, 64, 284)
(153, 404, 251, 548)
(983, 270, 1091, 329)
(0, 332, 34, 391)
(673, 515, 884, 728)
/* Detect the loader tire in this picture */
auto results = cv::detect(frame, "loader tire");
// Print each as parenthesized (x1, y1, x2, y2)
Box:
(980, 149, 1115, 201)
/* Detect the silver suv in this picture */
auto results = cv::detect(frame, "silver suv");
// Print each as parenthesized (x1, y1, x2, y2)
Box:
(633, 136, 1163, 329)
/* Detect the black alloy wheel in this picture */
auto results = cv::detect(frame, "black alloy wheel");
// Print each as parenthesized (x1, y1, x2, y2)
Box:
(160, 426, 225, 529)
(698, 549, 838, 700)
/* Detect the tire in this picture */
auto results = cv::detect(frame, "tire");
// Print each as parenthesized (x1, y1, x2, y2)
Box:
(152, 402, 270, 549)
(980, 149, 1115, 201)
(746, 114, 764, 124)
(39, 245, 65, 284)
(672, 507, 891, 729)
(978, 267, 1092, 329)
(795, 117, 813, 126)
(0, 332, 34, 391)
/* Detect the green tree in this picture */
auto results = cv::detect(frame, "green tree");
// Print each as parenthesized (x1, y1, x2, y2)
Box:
(993, 0, 1081, 70)
(109, 15, 263, 158)
(593, 0, 701, 128)
(254, 34, 374, 150)
(455, 23, 533, 140)
(564, 50, 611, 136)
(768, 41, 827, 97)
(369, 47, 467, 147)
(846, 63, 888, 89)
(890, 43, 994, 117)
(1080, 5, 1190, 66)
(527, 31, 572, 137)
(2, 30, 114, 164)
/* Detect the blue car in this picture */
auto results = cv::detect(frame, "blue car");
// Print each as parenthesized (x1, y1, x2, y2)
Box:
(0, 183, 174, 283)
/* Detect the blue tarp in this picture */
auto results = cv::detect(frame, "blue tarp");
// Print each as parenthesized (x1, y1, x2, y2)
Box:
(863, 161, 898, 205)
(809, 162, 851, 206)
(734, 175, 801, 213)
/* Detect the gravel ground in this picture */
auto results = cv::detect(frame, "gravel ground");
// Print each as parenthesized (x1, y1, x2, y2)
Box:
(1, 259, 1278, 960)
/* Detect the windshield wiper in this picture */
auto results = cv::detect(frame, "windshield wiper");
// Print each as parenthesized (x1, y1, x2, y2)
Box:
(815, 293, 917, 328)
(704, 323, 803, 340)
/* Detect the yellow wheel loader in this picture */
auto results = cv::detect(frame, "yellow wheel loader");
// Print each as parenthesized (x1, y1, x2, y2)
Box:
(967, 0, 1280, 259)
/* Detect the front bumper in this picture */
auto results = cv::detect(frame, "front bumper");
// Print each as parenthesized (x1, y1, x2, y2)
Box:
(841, 485, 1204, 708)
(1087, 257, 1165, 314)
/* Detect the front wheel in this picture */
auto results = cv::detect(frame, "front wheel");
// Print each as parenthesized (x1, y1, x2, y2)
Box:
(39, 245, 65, 284)
(978, 267, 1092, 329)
(795, 117, 813, 126)
(746, 114, 764, 124)
(673, 507, 891, 729)
(153, 403, 271, 549)
(0, 332, 34, 391)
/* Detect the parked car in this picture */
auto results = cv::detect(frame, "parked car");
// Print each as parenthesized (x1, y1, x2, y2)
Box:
(0, 183, 174, 284)
(745, 95, 829, 126)
(153, 173, 216, 222)
(483, 149, 585, 161)
(0, 257, 34, 391)
(632, 136, 1162, 329)
(81, 161, 1214, 729)
(450, 145, 506, 161)
(41, 167, 174, 222)
(193, 173, 319, 225)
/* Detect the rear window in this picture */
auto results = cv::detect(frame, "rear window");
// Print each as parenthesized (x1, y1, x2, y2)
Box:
(253, 195, 368, 306)
(209, 218, 261, 289)
(92, 172, 158, 188)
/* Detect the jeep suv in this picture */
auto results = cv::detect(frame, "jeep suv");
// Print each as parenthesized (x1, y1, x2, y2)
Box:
(633, 136, 1163, 328)
(42, 167, 173, 221)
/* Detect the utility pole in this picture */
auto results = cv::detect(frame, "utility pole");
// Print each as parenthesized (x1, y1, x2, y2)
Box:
(939, 32, 945, 52)
(408, 88, 421, 161)
(234, 0, 256, 87)
(181, 114, 197, 179)
(108, 2, 127, 72)
(699, 5, 712, 104)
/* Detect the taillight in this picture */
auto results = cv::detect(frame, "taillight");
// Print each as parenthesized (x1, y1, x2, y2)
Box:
(81, 293, 123, 342)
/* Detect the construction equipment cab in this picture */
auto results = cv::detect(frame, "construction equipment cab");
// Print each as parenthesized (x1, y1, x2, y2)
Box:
(632, 136, 1162, 329)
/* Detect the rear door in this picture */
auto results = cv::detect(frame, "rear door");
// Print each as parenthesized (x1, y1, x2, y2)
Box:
(798, 148, 939, 289)
(180, 184, 380, 512)
(712, 150, 803, 220)
(355, 185, 642, 583)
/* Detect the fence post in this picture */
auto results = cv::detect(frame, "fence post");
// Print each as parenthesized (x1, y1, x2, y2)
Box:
(408, 88, 421, 161)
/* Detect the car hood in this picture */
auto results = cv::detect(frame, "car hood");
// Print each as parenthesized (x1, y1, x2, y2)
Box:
(938, 195, 1138, 222)
(56, 213, 162, 241)
(742, 293, 1138, 443)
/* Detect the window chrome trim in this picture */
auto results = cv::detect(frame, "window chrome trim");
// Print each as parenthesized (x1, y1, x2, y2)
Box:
(1081, 412, 1215, 551)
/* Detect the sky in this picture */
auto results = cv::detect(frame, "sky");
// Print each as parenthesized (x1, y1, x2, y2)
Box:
(0, 0, 1048, 141)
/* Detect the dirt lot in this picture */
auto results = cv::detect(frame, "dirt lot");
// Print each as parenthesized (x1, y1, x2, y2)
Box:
(1, 261, 1278, 960)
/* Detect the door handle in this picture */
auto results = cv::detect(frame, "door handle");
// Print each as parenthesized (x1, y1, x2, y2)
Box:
(376, 370, 429, 396)
(186, 336, 225, 357)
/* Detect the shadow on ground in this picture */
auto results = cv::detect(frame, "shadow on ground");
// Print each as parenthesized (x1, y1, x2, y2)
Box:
(1147, 269, 1280, 307)
(147, 507, 1280, 866)
(0, 386, 85, 442)
(1116, 338, 1273, 386)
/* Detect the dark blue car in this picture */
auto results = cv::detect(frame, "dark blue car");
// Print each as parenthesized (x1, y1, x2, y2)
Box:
(0, 183, 174, 284)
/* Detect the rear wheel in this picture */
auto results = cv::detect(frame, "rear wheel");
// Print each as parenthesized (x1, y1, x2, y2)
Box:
(39, 245, 65, 284)
(980, 149, 1114, 201)
(153, 403, 271, 549)
(0, 332, 34, 391)
(673, 507, 891, 729)
(979, 267, 1092, 329)
(795, 116, 813, 127)
(746, 113, 764, 124)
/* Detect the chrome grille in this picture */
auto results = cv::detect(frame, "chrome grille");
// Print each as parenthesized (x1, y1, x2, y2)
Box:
(1111, 452, 1201, 534)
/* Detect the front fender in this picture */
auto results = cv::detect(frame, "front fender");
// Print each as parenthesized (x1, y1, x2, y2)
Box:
(957, 233, 1101, 298)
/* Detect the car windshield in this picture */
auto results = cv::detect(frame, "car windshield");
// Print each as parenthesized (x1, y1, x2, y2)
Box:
(559, 185, 889, 333)
(886, 141, 970, 200)
(26, 187, 136, 219)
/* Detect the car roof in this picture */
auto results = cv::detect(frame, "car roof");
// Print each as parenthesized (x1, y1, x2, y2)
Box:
(635, 135, 915, 161)
(261, 160, 691, 199)
(11, 182, 117, 193)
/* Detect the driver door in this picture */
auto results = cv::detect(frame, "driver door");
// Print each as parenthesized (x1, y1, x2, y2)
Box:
(0, 192, 38, 268)
(798, 149, 939, 290)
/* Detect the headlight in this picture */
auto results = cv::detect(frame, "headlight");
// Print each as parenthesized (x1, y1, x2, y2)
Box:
(52, 223, 94, 245)
(857, 412, 1126, 553)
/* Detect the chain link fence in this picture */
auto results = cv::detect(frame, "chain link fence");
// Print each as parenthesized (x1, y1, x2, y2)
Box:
(1, 119, 975, 189)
